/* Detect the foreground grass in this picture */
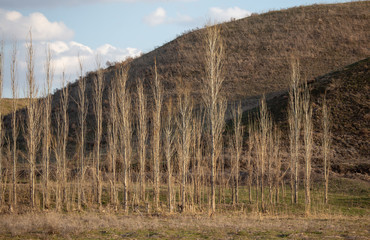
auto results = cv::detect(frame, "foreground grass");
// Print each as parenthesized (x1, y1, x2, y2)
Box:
(0, 212, 368, 239)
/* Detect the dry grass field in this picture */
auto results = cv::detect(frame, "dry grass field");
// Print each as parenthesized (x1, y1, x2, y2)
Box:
(0, 212, 368, 239)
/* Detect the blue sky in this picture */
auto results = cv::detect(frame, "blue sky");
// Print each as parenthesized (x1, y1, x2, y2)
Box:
(0, 0, 351, 97)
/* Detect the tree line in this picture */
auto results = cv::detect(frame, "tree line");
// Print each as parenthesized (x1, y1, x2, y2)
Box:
(0, 26, 332, 215)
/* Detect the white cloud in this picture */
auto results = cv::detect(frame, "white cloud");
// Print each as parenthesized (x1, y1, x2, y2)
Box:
(143, 7, 167, 26)
(143, 7, 194, 26)
(45, 41, 141, 85)
(1, 40, 141, 97)
(209, 7, 251, 23)
(0, 9, 74, 41)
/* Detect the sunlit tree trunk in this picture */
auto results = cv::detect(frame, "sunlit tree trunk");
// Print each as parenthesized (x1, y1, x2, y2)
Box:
(322, 95, 331, 204)
(288, 58, 302, 204)
(303, 80, 313, 216)
(152, 60, 163, 210)
(202, 24, 225, 213)
(137, 79, 147, 203)
(77, 56, 87, 210)
(25, 32, 42, 209)
(10, 42, 19, 210)
(42, 46, 53, 209)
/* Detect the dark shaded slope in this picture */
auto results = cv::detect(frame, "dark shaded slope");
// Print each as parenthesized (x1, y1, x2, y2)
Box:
(258, 58, 369, 175)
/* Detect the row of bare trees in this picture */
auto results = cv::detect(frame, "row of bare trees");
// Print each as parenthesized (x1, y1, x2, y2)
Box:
(0, 26, 332, 215)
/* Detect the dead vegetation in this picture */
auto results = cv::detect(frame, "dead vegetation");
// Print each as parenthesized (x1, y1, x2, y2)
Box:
(0, 212, 368, 239)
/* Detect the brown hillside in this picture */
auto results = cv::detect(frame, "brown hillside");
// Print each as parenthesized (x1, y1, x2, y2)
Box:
(126, 1, 369, 102)
(53, 1, 369, 141)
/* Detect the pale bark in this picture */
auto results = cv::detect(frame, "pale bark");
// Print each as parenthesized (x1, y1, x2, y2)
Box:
(137, 79, 147, 202)
(25, 32, 42, 209)
(42, 46, 53, 209)
(288, 58, 302, 204)
(77, 56, 87, 210)
(10, 42, 19, 210)
(303, 80, 313, 216)
(202, 24, 225, 213)
(152, 60, 163, 210)
(322, 95, 331, 204)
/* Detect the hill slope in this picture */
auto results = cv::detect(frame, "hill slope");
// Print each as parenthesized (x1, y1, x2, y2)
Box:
(125, 1, 369, 101)
(51, 1, 369, 139)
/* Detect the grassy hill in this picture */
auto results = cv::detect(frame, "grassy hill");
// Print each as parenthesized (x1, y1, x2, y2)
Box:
(43, 1, 368, 140)
(124, 1, 369, 101)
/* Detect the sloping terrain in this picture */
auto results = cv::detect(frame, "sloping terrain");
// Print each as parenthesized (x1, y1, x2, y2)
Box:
(125, 1, 369, 102)
(56, 1, 369, 141)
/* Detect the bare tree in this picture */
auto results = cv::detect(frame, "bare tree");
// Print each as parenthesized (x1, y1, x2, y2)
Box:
(303, 79, 313, 215)
(53, 72, 68, 211)
(257, 95, 270, 211)
(232, 102, 243, 204)
(288, 58, 302, 204)
(93, 57, 104, 208)
(272, 127, 286, 204)
(202, 24, 225, 213)
(246, 118, 255, 204)
(164, 99, 175, 212)
(152, 60, 163, 210)
(137, 79, 147, 202)
(10, 42, 19, 210)
(322, 95, 331, 204)
(116, 65, 131, 212)
(77, 56, 88, 210)
(177, 85, 193, 212)
(193, 109, 204, 207)
(42, 45, 53, 209)
(108, 79, 118, 209)
(25, 32, 42, 209)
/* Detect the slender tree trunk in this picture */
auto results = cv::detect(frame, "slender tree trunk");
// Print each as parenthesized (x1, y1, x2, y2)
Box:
(177, 86, 192, 212)
(258, 95, 270, 212)
(203, 25, 225, 213)
(26, 32, 42, 209)
(288, 58, 302, 204)
(10, 42, 18, 210)
(42, 46, 53, 209)
(322, 95, 331, 204)
(164, 100, 174, 212)
(232, 102, 243, 204)
(303, 80, 313, 216)
(93, 58, 104, 208)
(116, 65, 131, 212)
(108, 79, 118, 209)
(152, 60, 163, 210)
(77, 57, 87, 210)
(137, 79, 147, 203)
